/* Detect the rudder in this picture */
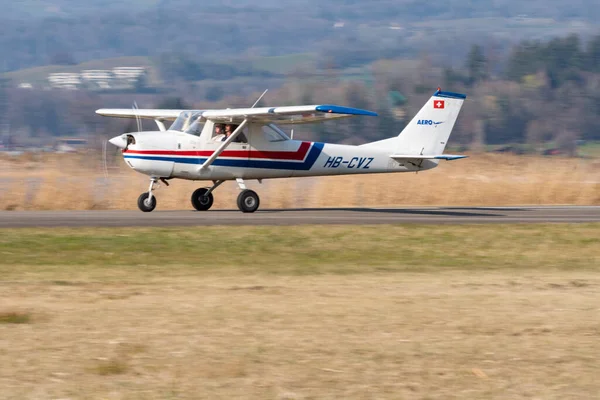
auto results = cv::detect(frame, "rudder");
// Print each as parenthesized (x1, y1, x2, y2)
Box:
(395, 89, 466, 155)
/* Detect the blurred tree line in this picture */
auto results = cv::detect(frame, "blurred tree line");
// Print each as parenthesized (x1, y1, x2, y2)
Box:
(442, 33, 600, 152)
(3, 32, 600, 154)
(155, 53, 279, 84)
(3, 0, 600, 73)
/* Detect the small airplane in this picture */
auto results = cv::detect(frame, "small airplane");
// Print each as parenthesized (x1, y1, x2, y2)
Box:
(97, 88, 466, 213)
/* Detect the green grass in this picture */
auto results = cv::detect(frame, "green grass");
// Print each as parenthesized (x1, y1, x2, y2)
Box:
(2, 224, 599, 399)
(91, 358, 129, 376)
(411, 17, 596, 38)
(0, 311, 32, 324)
(3, 53, 314, 88)
(247, 53, 317, 74)
(578, 141, 600, 157)
(1, 224, 599, 281)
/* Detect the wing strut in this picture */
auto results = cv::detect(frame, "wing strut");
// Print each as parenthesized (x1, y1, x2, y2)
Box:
(199, 119, 249, 171)
(154, 119, 166, 131)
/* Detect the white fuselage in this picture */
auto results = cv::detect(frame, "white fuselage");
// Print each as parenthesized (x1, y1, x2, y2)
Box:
(101, 90, 466, 213)
(120, 128, 436, 181)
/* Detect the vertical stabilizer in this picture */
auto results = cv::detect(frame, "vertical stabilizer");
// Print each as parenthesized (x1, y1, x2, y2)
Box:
(394, 89, 466, 155)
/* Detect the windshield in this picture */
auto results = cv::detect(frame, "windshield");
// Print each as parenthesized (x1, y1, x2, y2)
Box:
(184, 115, 205, 136)
(169, 111, 193, 132)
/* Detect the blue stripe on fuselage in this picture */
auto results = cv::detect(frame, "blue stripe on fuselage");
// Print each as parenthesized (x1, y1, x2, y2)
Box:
(124, 142, 325, 171)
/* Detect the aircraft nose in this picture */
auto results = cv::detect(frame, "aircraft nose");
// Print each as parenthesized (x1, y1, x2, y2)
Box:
(109, 135, 128, 149)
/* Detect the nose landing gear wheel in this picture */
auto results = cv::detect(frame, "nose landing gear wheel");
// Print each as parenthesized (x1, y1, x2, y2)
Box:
(191, 188, 214, 211)
(237, 189, 260, 213)
(137, 192, 157, 212)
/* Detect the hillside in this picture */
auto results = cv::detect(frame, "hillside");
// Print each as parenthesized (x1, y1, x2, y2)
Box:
(1, 0, 599, 72)
(8, 0, 600, 21)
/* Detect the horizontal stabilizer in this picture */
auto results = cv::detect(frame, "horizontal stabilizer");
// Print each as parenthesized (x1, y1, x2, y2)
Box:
(390, 154, 468, 161)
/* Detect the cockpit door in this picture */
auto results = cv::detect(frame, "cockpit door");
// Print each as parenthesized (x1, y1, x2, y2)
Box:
(202, 122, 250, 169)
(247, 123, 294, 178)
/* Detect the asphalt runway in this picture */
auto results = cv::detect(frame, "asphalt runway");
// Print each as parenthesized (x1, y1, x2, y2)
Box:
(0, 206, 599, 228)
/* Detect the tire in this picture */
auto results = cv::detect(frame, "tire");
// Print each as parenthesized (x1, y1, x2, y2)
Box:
(137, 192, 157, 212)
(191, 188, 214, 211)
(237, 189, 260, 213)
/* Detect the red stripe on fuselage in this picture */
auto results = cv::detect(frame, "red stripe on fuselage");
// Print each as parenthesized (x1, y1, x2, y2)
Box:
(123, 141, 311, 160)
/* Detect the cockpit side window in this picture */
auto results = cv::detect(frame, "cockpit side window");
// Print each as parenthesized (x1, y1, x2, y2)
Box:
(211, 123, 249, 143)
(262, 124, 289, 142)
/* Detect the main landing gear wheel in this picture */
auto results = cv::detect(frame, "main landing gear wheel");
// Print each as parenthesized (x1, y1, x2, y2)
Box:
(137, 192, 157, 212)
(237, 189, 260, 213)
(191, 188, 214, 211)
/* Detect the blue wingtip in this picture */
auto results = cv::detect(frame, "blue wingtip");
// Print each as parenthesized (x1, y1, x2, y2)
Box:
(316, 104, 378, 117)
(433, 89, 467, 100)
(434, 155, 469, 160)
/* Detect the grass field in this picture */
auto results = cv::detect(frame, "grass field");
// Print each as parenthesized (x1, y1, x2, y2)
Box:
(579, 141, 600, 158)
(2, 52, 315, 89)
(1, 152, 599, 211)
(1, 224, 600, 399)
(247, 53, 317, 74)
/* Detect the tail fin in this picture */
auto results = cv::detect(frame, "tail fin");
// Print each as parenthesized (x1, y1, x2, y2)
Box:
(394, 89, 466, 155)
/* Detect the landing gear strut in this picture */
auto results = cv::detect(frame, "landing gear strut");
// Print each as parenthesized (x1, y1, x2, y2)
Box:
(138, 177, 158, 212)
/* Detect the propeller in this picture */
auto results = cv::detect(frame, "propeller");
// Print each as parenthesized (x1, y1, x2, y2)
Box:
(107, 101, 142, 150)
(133, 101, 142, 133)
(102, 138, 109, 179)
(103, 119, 131, 175)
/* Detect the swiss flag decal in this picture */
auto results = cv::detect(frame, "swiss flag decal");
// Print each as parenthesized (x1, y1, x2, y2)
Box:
(434, 100, 445, 109)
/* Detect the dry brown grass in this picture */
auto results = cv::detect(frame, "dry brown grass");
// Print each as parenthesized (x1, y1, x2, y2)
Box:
(1, 225, 598, 398)
(1, 273, 599, 399)
(1, 152, 599, 210)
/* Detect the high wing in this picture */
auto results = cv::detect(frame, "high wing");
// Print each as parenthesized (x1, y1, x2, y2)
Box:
(200, 104, 377, 124)
(95, 104, 377, 125)
(95, 109, 187, 121)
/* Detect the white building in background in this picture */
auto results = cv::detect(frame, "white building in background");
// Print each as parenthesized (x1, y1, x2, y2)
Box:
(48, 73, 81, 90)
(112, 67, 146, 83)
(80, 70, 113, 89)
(54, 137, 88, 153)
(46, 67, 147, 90)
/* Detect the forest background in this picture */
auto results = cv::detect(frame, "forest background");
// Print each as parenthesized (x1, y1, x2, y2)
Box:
(2, 0, 600, 155)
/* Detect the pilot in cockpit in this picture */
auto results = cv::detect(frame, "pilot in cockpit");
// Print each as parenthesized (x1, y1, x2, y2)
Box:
(224, 123, 247, 143)
(224, 124, 235, 141)
(212, 123, 226, 141)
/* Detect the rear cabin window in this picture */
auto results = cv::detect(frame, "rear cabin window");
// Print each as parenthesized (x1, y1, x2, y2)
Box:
(262, 124, 289, 142)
